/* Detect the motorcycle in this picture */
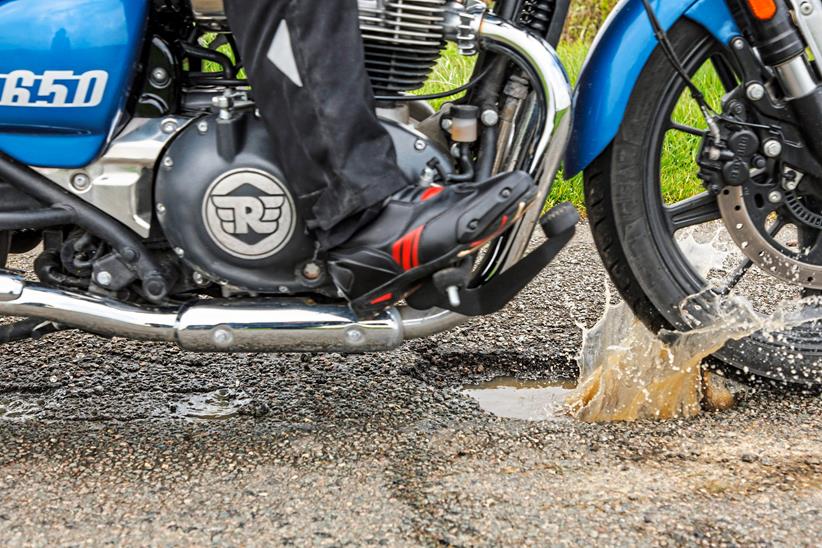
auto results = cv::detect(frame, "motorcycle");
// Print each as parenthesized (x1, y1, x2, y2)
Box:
(0, 0, 817, 388)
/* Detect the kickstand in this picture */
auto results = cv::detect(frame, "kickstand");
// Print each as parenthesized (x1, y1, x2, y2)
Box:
(0, 318, 64, 344)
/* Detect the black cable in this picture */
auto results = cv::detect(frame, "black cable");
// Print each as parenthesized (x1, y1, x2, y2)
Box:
(374, 65, 495, 102)
(475, 123, 499, 180)
(180, 42, 238, 79)
(640, 0, 722, 139)
(185, 77, 249, 87)
(447, 143, 477, 182)
(640, 0, 713, 111)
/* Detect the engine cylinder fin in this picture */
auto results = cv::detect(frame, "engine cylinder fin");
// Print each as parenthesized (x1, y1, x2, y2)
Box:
(358, 0, 449, 94)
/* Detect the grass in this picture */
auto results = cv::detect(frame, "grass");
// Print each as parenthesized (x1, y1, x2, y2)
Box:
(420, 39, 726, 210)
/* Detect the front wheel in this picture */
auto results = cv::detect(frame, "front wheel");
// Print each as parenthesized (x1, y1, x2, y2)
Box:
(584, 19, 821, 387)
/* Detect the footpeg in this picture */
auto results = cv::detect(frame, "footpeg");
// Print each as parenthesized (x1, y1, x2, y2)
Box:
(432, 261, 473, 308)
(541, 201, 579, 238)
(409, 203, 578, 316)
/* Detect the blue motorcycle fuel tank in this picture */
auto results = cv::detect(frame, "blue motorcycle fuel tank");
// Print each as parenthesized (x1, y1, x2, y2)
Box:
(0, 0, 149, 168)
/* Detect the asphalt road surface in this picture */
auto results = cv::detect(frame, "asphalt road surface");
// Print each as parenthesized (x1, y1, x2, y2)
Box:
(0, 225, 819, 545)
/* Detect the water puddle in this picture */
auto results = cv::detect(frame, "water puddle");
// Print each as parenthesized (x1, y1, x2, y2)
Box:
(167, 388, 252, 420)
(463, 377, 577, 421)
(0, 395, 42, 421)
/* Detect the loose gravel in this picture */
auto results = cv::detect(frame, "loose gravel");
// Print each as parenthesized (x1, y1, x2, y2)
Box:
(0, 225, 818, 546)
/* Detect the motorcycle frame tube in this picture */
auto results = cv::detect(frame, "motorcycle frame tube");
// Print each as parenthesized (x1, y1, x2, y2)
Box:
(565, 0, 742, 176)
(0, 151, 169, 302)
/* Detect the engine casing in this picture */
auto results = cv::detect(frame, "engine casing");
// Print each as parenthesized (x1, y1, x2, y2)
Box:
(156, 109, 452, 294)
(156, 111, 328, 294)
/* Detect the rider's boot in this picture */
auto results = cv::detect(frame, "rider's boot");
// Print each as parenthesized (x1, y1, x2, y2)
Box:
(328, 171, 537, 317)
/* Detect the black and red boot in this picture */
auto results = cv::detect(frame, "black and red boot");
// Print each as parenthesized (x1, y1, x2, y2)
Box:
(327, 171, 538, 317)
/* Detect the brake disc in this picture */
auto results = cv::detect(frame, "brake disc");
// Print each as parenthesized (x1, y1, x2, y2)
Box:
(717, 185, 822, 289)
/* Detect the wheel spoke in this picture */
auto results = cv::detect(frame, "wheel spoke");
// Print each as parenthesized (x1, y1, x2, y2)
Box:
(665, 192, 721, 233)
(715, 257, 753, 296)
(667, 121, 705, 137)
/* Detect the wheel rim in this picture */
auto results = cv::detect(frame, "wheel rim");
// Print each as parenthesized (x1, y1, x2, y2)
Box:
(638, 31, 822, 385)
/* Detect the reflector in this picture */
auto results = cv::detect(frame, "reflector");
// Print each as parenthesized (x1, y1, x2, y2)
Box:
(746, 0, 777, 20)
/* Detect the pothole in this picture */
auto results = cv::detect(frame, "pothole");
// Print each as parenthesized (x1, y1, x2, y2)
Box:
(462, 376, 577, 421)
(167, 389, 253, 420)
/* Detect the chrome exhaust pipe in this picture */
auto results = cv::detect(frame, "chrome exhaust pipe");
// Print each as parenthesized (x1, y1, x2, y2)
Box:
(0, 275, 179, 341)
(0, 274, 403, 353)
(477, 11, 573, 271)
(176, 300, 403, 352)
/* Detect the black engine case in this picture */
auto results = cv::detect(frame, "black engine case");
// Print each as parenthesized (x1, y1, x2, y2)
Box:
(156, 108, 452, 294)
(156, 111, 327, 294)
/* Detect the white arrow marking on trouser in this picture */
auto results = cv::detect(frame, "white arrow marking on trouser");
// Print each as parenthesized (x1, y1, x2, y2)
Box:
(267, 19, 304, 88)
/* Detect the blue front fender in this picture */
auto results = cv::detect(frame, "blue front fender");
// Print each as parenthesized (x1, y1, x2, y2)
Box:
(564, 0, 740, 176)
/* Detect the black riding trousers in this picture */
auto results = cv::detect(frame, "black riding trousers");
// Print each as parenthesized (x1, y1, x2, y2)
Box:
(224, 0, 409, 248)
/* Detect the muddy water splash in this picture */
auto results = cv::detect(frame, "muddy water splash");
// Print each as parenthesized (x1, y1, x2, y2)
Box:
(567, 292, 822, 422)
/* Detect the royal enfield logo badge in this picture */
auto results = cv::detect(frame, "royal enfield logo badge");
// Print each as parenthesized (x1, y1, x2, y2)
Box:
(203, 169, 296, 260)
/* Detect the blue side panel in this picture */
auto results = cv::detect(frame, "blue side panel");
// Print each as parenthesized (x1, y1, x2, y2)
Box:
(0, 0, 149, 168)
(564, 0, 740, 176)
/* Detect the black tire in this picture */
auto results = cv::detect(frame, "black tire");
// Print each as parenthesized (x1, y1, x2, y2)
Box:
(584, 19, 821, 387)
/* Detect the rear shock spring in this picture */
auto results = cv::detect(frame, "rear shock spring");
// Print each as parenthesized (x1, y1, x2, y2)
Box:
(517, 0, 554, 36)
